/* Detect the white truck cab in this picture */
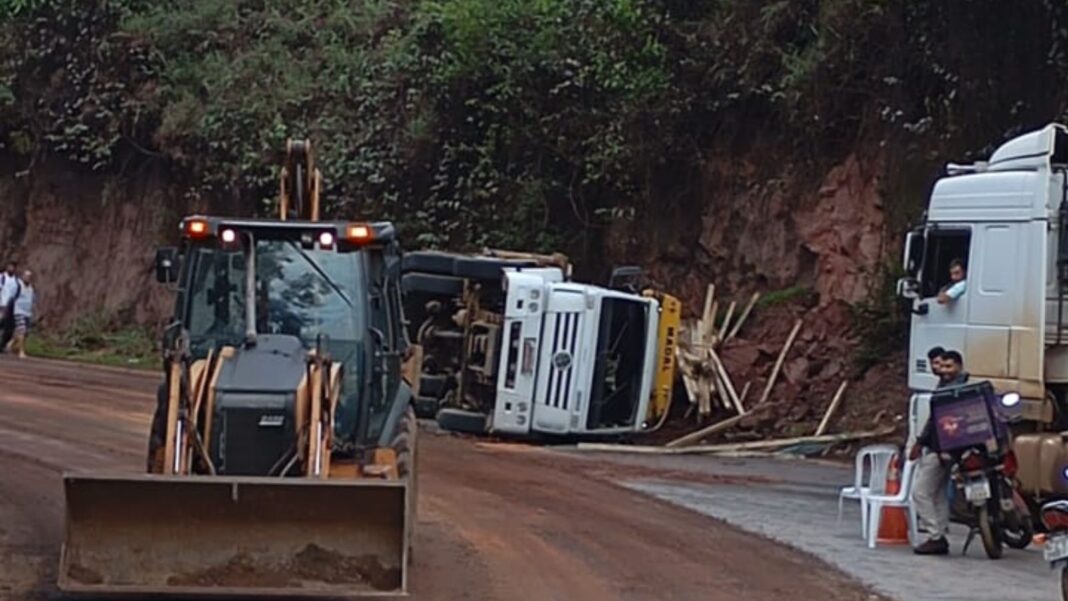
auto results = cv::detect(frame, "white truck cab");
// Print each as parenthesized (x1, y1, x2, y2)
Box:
(402, 251, 679, 438)
(491, 268, 661, 435)
(901, 123, 1068, 417)
(901, 124, 1068, 498)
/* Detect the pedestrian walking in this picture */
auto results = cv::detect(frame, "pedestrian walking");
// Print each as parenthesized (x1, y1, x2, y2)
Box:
(0, 261, 21, 352)
(7, 270, 34, 359)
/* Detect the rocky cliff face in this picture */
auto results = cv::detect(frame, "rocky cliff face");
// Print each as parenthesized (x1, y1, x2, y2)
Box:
(0, 162, 225, 330)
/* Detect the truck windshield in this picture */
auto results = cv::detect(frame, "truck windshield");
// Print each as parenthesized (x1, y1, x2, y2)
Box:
(183, 241, 365, 355)
(587, 297, 649, 430)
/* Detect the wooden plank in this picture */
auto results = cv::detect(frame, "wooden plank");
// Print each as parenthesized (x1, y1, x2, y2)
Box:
(680, 427, 895, 454)
(738, 381, 752, 404)
(726, 292, 760, 341)
(756, 319, 803, 407)
(702, 284, 716, 326)
(577, 427, 894, 455)
(703, 302, 719, 345)
(814, 380, 850, 436)
(718, 301, 736, 342)
(665, 403, 775, 448)
(708, 348, 744, 415)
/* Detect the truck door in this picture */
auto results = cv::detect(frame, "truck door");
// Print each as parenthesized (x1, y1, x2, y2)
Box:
(909, 227, 971, 389)
(964, 224, 1019, 381)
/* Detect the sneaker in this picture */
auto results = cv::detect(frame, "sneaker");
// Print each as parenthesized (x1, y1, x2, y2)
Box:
(914, 537, 949, 555)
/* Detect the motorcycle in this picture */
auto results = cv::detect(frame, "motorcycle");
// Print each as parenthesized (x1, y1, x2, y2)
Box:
(929, 384, 1031, 559)
(948, 446, 1033, 558)
(1041, 500, 1068, 601)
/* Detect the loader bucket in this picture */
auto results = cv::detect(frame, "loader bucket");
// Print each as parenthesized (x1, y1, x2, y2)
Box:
(58, 473, 409, 597)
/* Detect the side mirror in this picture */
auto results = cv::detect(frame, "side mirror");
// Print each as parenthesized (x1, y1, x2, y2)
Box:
(896, 277, 920, 300)
(155, 247, 180, 284)
(903, 229, 925, 277)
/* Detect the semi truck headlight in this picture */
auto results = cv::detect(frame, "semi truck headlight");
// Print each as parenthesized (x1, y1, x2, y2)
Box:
(1000, 392, 1021, 408)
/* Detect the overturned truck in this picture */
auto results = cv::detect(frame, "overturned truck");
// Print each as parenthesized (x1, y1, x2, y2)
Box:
(403, 251, 680, 437)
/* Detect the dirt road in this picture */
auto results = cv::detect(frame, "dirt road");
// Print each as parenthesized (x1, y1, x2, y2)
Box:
(0, 358, 875, 600)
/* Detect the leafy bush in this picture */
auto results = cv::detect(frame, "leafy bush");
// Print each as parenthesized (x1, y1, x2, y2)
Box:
(1, 0, 1066, 260)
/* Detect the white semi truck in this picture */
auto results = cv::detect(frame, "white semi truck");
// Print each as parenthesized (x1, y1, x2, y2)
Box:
(899, 123, 1068, 500)
(402, 251, 679, 437)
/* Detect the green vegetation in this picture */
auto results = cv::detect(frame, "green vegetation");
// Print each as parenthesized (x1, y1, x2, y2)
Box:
(4, 0, 1062, 258)
(757, 286, 815, 309)
(24, 314, 157, 370)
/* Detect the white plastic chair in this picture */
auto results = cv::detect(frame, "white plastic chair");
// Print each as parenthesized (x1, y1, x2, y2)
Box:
(864, 458, 920, 549)
(837, 444, 899, 536)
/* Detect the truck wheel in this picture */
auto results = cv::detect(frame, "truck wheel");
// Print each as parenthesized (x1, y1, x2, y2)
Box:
(413, 395, 440, 419)
(451, 256, 533, 281)
(402, 273, 465, 297)
(1061, 566, 1068, 601)
(978, 505, 1004, 559)
(402, 251, 458, 275)
(436, 408, 488, 435)
(419, 373, 450, 398)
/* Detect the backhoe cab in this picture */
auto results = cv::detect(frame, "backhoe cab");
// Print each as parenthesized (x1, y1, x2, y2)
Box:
(58, 140, 418, 597)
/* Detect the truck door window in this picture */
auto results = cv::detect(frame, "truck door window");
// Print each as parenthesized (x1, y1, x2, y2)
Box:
(922, 229, 971, 298)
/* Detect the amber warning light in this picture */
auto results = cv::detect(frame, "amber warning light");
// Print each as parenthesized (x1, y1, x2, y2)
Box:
(346, 223, 373, 243)
(184, 218, 210, 239)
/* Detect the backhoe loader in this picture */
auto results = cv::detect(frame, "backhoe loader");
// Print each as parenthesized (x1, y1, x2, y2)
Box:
(58, 140, 419, 597)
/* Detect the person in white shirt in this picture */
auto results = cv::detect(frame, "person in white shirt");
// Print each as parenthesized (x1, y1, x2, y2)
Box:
(937, 259, 967, 305)
(8, 270, 34, 359)
(0, 261, 21, 352)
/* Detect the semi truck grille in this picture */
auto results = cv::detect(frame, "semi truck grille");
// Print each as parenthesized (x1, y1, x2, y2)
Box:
(544, 312, 581, 411)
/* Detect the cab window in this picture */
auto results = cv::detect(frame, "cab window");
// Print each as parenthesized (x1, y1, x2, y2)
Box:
(922, 228, 971, 298)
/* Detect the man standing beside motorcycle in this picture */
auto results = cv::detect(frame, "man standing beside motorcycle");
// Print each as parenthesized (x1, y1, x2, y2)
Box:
(909, 350, 969, 555)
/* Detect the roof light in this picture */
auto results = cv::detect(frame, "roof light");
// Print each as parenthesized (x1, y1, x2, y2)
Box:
(220, 228, 237, 244)
(185, 218, 210, 239)
(346, 223, 374, 243)
(319, 231, 336, 248)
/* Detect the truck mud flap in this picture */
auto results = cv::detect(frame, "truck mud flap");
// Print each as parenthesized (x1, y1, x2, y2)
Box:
(58, 473, 408, 597)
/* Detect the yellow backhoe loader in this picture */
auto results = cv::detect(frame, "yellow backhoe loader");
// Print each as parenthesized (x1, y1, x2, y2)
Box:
(59, 140, 419, 597)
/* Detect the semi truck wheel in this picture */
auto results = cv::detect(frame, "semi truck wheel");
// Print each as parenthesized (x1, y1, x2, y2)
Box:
(402, 273, 465, 296)
(436, 408, 489, 434)
(402, 251, 458, 275)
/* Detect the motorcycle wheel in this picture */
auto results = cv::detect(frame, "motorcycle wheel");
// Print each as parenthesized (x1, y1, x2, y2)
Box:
(978, 505, 1004, 559)
(1002, 514, 1033, 550)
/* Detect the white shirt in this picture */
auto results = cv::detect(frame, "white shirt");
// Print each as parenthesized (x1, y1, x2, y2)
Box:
(945, 279, 967, 300)
(0, 273, 20, 307)
(13, 283, 33, 318)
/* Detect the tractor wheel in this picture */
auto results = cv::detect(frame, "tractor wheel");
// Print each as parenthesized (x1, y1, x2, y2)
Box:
(391, 405, 418, 561)
(146, 383, 167, 473)
(436, 408, 488, 435)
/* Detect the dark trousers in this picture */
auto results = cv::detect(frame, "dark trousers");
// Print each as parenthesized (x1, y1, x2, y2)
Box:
(0, 311, 14, 352)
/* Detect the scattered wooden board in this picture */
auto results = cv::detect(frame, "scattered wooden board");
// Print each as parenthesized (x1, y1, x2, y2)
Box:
(756, 319, 802, 407)
(814, 380, 849, 436)
(665, 403, 774, 448)
(726, 292, 760, 342)
(576, 427, 895, 455)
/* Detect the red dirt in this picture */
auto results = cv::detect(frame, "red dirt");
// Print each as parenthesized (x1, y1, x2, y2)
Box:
(0, 357, 879, 601)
